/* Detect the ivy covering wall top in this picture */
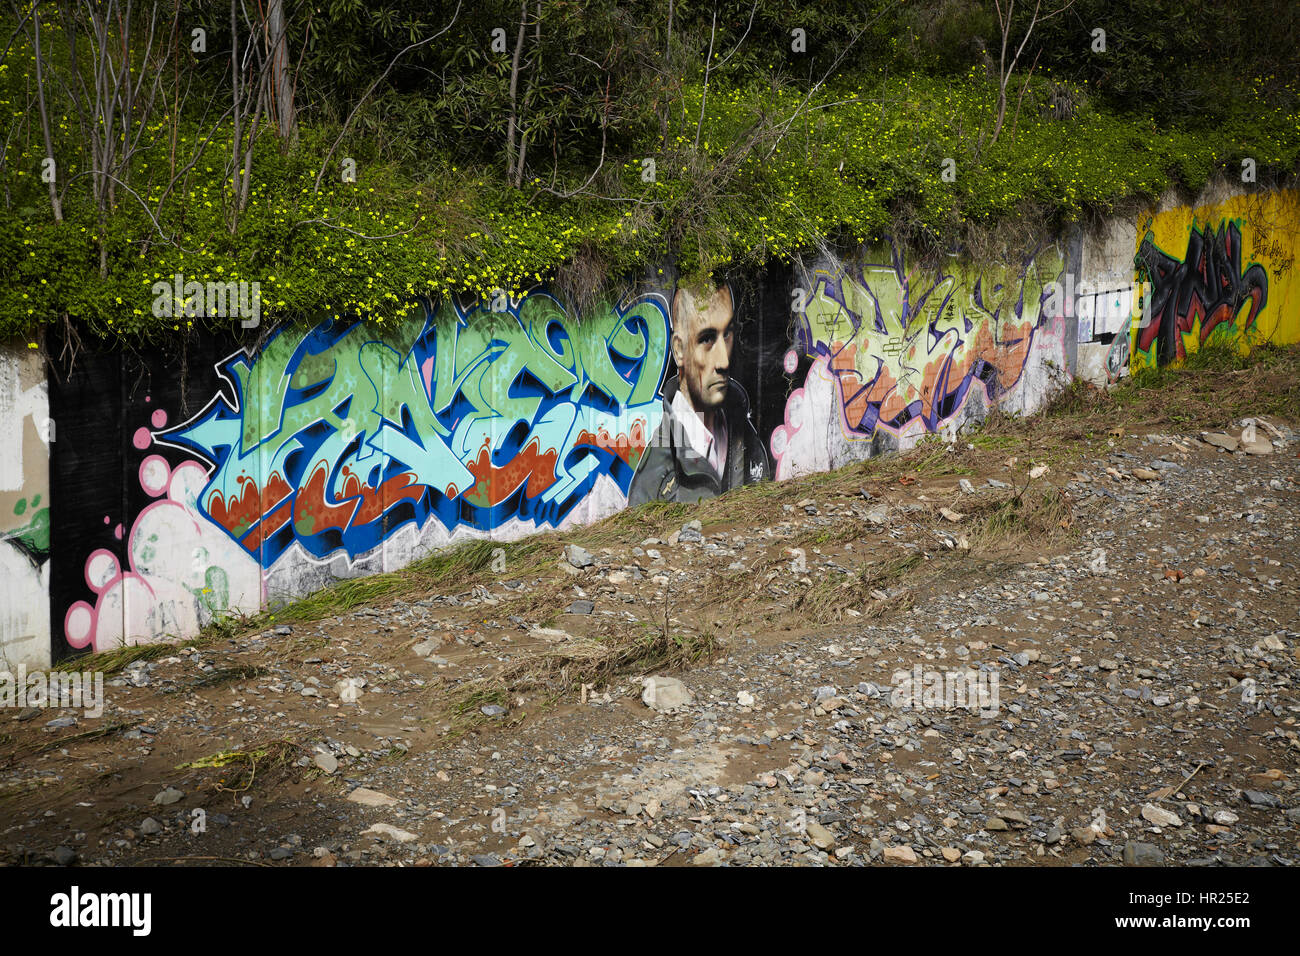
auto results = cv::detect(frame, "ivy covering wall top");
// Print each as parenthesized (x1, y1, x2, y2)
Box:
(2, 0, 1298, 342)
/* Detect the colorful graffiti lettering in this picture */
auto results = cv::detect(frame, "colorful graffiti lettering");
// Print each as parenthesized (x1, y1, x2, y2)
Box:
(771, 243, 1060, 477)
(1, 349, 51, 668)
(159, 291, 670, 566)
(63, 458, 261, 652)
(2, 495, 48, 559)
(1135, 219, 1268, 366)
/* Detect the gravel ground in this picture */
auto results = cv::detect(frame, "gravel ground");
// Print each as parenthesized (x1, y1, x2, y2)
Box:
(3, 414, 1297, 868)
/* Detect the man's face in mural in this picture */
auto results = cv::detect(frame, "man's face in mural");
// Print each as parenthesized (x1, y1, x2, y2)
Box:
(672, 284, 734, 414)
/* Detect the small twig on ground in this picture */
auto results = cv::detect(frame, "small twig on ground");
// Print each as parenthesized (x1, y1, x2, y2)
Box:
(1157, 761, 1207, 802)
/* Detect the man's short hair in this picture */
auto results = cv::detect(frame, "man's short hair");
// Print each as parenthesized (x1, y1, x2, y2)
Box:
(671, 280, 736, 336)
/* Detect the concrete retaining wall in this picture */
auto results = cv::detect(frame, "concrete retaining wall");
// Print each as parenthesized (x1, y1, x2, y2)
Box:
(4, 182, 1297, 666)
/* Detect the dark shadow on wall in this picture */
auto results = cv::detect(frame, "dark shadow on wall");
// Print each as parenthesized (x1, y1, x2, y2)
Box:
(45, 327, 245, 664)
(728, 261, 809, 450)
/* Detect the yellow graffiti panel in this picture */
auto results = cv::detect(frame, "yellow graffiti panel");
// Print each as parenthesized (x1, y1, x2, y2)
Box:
(1132, 188, 1300, 370)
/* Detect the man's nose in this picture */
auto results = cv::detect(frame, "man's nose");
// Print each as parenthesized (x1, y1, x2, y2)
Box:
(711, 335, 731, 370)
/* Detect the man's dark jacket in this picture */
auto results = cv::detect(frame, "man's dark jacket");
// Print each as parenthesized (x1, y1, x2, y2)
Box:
(627, 375, 771, 506)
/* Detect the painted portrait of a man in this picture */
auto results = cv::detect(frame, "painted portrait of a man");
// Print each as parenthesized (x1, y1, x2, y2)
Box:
(627, 282, 771, 505)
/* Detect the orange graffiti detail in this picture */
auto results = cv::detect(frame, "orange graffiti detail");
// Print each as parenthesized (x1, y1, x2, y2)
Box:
(463, 438, 558, 507)
(294, 463, 427, 536)
(824, 315, 1035, 430)
(207, 472, 292, 540)
(973, 318, 1033, 391)
(575, 419, 647, 467)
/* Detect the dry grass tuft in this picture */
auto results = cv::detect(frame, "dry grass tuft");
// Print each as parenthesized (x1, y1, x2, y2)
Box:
(443, 627, 719, 734)
(176, 738, 304, 793)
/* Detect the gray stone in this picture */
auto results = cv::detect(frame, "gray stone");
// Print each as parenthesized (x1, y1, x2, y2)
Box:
(805, 821, 836, 849)
(312, 751, 339, 774)
(52, 846, 77, 866)
(1242, 790, 1281, 808)
(363, 823, 418, 843)
(347, 787, 399, 807)
(1123, 842, 1165, 866)
(1201, 432, 1239, 452)
(564, 545, 594, 568)
(1141, 803, 1182, 828)
(642, 676, 693, 712)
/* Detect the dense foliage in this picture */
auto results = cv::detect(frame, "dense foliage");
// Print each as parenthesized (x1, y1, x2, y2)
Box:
(1, 0, 1297, 341)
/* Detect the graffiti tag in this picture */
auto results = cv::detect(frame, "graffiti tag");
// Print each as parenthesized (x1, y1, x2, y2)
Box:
(161, 292, 669, 564)
(1136, 220, 1268, 365)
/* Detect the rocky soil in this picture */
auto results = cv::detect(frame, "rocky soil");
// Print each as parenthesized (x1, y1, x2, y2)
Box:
(3, 399, 1298, 868)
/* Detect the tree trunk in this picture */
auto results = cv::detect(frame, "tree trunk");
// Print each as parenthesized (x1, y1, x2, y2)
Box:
(266, 0, 297, 144)
(505, 2, 527, 183)
(32, 7, 63, 221)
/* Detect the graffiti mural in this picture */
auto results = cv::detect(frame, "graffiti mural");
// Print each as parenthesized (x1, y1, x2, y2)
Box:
(160, 292, 669, 566)
(628, 283, 773, 505)
(1105, 328, 1130, 383)
(28, 185, 1294, 660)
(48, 290, 671, 653)
(771, 242, 1063, 478)
(1136, 220, 1268, 366)
(62, 458, 262, 654)
(1131, 189, 1300, 369)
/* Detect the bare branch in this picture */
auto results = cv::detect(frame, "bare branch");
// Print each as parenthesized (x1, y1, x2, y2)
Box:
(292, 217, 420, 240)
(30, 3, 63, 221)
(693, 9, 716, 152)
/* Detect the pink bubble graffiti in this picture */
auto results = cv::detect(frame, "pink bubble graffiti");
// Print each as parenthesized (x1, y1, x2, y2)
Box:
(139, 455, 172, 497)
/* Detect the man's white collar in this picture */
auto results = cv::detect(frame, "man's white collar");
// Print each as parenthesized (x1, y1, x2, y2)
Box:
(671, 389, 728, 476)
